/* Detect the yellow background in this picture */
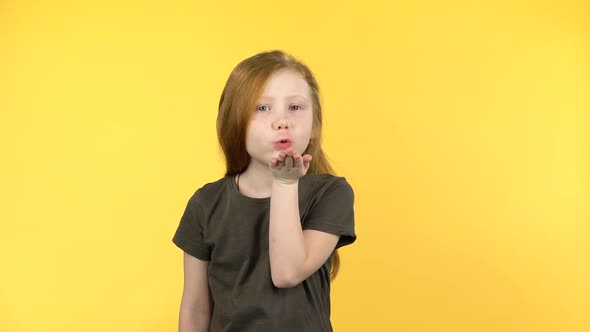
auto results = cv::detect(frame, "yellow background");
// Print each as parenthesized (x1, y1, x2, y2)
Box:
(1, 0, 588, 331)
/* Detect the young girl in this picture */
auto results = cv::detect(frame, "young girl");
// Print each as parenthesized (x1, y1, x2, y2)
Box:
(172, 50, 356, 332)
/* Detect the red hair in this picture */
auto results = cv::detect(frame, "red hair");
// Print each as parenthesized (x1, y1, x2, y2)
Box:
(216, 50, 342, 280)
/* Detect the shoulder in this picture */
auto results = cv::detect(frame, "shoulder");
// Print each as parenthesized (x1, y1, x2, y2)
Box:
(300, 174, 354, 201)
(300, 174, 356, 246)
(185, 175, 232, 206)
(301, 173, 353, 191)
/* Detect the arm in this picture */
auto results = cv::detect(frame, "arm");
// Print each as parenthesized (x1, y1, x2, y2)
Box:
(269, 179, 339, 288)
(179, 252, 212, 332)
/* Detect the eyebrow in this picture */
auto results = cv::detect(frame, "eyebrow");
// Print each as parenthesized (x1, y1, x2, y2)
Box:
(258, 95, 309, 101)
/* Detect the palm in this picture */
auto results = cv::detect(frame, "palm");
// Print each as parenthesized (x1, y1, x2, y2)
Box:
(269, 148, 312, 182)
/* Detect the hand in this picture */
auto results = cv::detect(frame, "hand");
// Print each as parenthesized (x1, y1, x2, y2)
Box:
(269, 148, 313, 184)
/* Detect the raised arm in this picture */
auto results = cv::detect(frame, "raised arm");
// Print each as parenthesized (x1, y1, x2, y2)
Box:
(269, 149, 340, 288)
(269, 180, 339, 288)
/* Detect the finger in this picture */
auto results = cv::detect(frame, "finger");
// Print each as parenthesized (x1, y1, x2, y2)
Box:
(285, 155, 294, 168)
(302, 154, 313, 167)
(292, 153, 302, 168)
(271, 158, 283, 170)
(278, 151, 287, 161)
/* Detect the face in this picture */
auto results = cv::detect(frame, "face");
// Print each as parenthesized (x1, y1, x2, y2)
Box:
(245, 69, 313, 168)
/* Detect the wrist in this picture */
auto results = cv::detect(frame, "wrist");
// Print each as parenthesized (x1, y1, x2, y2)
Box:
(272, 178, 299, 187)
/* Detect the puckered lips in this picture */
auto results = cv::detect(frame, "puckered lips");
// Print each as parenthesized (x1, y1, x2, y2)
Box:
(274, 138, 292, 150)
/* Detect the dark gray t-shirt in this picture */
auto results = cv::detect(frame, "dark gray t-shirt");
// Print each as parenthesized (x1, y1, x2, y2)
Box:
(172, 173, 356, 332)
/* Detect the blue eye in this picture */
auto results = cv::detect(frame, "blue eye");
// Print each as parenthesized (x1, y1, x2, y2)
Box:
(256, 105, 302, 111)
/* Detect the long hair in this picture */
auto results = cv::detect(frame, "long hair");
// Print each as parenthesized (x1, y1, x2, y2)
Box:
(216, 50, 342, 280)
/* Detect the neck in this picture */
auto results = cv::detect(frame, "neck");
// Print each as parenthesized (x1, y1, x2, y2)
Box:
(238, 160, 275, 198)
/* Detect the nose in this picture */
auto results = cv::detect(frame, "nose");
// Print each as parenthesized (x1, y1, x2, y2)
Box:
(272, 113, 290, 130)
(274, 121, 289, 130)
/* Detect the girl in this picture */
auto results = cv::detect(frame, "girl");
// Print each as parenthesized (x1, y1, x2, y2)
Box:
(172, 50, 356, 332)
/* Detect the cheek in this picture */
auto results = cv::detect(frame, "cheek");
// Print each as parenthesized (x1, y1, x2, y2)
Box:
(304, 112, 313, 130)
(245, 122, 264, 148)
(303, 117, 313, 138)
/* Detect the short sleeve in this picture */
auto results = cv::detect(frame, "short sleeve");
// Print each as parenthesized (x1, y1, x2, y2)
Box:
(302, 177, 357, 249)
(172, 190, 211, 261)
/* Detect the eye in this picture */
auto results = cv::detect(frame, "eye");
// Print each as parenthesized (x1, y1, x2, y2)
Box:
(289, 105, 302, 111)
(256, 105, 270, 112)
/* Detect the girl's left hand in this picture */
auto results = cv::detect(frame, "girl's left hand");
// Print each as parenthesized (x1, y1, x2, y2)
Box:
(269, 148, 312, 184)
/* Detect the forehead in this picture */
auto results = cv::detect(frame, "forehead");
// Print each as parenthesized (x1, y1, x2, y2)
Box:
(258, 69, 310, 100)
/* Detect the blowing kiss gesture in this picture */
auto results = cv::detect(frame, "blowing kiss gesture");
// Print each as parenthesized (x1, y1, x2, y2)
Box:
(269, 148, 312, 185)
